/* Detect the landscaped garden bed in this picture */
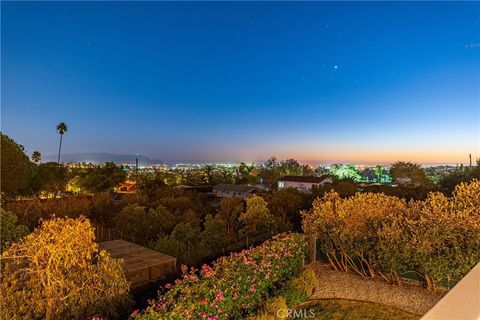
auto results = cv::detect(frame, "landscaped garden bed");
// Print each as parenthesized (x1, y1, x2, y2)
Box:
(130, 233, 308, 320)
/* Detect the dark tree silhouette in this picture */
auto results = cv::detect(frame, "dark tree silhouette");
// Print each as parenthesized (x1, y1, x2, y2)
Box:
(56, 122, 68, 163)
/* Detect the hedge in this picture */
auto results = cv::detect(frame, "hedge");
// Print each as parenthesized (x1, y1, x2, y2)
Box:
(302, 179, 480, 290)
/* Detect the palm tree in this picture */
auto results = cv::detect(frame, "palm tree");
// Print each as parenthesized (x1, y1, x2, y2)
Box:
(374, 165, 383, 183)
(31, 151, 41, 163)
(56, 122, 68, 163)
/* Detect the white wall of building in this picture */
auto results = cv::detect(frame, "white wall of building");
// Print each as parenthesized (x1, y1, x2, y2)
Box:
(278, 178, 332, 193)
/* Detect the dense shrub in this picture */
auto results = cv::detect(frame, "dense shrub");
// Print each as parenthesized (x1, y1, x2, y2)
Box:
(276, 268, 316, 307)
(0, 209, 28, 251)
(289, 268, 316, 298)
(302, 179, 480, 289)
(114, 205, 174, 244)
(248, 267, 316, 320)
(0, 217, 132, 320)
(90, 192, 121, 226)
(264, 296, 287, 319)
(4, 196, 91, 229)
(151, 221, 206, 266)
(132, 233, 307, 320)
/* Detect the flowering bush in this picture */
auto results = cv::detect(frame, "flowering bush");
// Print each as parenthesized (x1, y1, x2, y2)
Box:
(302, 179, 480, 290)
(131, 233, 307, 320)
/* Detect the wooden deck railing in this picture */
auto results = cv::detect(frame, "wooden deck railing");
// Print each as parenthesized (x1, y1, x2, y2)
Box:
(93, 223, 136, 243)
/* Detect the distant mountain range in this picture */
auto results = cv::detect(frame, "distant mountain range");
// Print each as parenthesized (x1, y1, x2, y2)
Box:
(43, 153, 164, 165)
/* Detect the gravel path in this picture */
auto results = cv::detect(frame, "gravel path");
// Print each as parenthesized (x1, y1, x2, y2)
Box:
(309, 262, 444, 316)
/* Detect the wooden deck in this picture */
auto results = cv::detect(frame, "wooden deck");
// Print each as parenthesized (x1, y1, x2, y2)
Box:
(98, 240, 176, 287)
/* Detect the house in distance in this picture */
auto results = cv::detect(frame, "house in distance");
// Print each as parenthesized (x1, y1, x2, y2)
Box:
(278, 175, 333, 193)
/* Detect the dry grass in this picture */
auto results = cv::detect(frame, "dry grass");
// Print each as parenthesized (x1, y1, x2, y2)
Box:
(299, 299, 419, 320)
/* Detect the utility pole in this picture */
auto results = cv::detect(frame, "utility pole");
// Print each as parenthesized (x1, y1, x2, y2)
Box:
(135, 155, 139, 194)
(469, 153, 472, 167)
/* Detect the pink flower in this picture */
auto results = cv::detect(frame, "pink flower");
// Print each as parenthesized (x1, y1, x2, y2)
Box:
(198, 311, 206, 318)
(249, 284, 256, 292)
(129, 310, 139, 317)
(201, 299, 207, 305)
(181, 264, 188, 273)
(201, 264, 216, 278)
(164, 283, 172, 289)
(233, 292, 238, 299)
(215, 290, 224, 301)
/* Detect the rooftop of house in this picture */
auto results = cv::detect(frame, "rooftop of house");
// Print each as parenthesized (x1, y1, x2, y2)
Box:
(213, 183, 257, 193)
(278, 175, 332, 183)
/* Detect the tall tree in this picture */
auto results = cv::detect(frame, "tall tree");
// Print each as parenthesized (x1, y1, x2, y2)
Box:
(56, 122, 68, 163)
(279, 159, 303, 177)
(79, 162, 126, 193)
(199, 214, 227, 251)
(217, 197, 244, 235)
(239, 195, 273, 235)
(264, 188, 306, 227)
(261, 156, 280, 188)
(236, 162, 254, 185)
(31, 151, 41, 163)
(390, 161, 428, 186)
(1, 133, 36, 196)
(30, 162, 68, 196)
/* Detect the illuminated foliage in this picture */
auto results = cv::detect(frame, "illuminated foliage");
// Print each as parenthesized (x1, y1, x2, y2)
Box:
(0, 217, 131, 320)
(302, 179, 480, 290)
(329, 164, 361, 182)
(239, 195, 274, 235)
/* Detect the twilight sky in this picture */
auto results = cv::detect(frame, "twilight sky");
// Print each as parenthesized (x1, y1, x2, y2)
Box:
(2, 1, 479, 165)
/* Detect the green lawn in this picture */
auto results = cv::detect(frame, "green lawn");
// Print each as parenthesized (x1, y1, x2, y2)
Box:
(296, 299, 420, 320)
